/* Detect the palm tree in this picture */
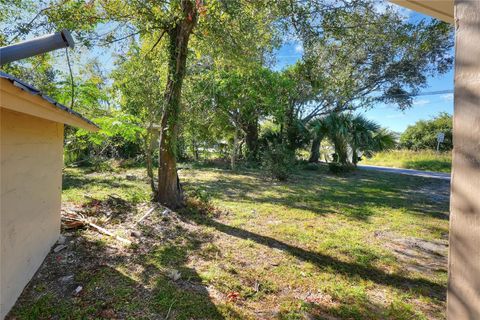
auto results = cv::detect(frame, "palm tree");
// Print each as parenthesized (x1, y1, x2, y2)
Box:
(326, 113, 352, 165)
(364, 128, 397, 157)
(308, 113, 351, 165)
(308, 113, 396, 166)
(308, 118, 328, 162)
(348, 115, 380, 165)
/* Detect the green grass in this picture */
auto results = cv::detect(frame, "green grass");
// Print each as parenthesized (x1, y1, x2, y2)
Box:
(10, 163, 449, 320)
(361, 149, 452, 173)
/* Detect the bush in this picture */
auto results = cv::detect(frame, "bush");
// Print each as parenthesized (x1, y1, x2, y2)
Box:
(400, 113, 452, 151)
(262, 144, 296, 181)
(328, 162, 354, 174)
(187, 186, 213, 203)
(303, 162, 320, 171)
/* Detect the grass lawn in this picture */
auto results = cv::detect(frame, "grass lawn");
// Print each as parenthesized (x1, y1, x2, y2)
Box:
(9, 163, 450, 320)
(361, 150, 451, 173)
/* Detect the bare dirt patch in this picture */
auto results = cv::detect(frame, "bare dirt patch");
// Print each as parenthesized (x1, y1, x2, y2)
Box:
(375, 230, 448, 275)
(408, 179, 451, 205)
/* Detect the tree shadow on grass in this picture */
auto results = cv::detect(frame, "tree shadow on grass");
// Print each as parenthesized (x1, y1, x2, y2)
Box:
(183, 213, 446, 302)
(8, 219, 235, 320)
(182, 167, 450, 222)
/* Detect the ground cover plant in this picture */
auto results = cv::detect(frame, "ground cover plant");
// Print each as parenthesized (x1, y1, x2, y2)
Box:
(362, 150, 452, 173)
(9, 163, 449, 320)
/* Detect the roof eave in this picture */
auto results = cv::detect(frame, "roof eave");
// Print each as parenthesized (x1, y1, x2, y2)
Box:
(0, 78, 99, 132)
(389, 0, 454, 24)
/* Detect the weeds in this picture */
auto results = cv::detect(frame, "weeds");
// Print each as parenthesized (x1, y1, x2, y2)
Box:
(362, 150, 451, 173)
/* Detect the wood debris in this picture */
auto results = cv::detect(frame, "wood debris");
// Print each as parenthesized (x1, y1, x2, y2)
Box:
(61, 208, 132, 245)
(53, 245, 67, 253)
(74, 285, 83, 295)
(136, 205, 157, 225)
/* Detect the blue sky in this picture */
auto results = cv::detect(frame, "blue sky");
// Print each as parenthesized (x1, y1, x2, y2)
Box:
(361, 71, 453, 133)
(273, 9, 454, 133)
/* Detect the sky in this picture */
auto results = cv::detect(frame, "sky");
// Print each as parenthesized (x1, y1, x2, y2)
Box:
(272, 9, 454, 133)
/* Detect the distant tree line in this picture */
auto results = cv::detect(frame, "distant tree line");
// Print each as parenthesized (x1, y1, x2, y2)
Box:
(400, 113, 453, 151)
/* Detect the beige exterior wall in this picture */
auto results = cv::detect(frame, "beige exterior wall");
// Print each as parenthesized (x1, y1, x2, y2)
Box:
(0, 108, 64, 319)
(448, 1, 480, 318)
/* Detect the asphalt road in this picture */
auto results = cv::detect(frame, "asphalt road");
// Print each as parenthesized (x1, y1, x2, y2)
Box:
(358, 164, 451, 181)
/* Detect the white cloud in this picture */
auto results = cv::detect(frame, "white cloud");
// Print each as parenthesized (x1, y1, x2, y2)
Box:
(294, 43, 304, 54)
(412, 99, 430, 106)
(442, 93, 454, 101)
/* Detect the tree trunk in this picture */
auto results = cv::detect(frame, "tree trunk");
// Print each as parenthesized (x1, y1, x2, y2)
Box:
(308, 134, 323, 163)
(145, 129, 158, 194)
(332, 136, 350, 166)
(231, 127, 239, 170)
(191, 138, 200, 161)
(244, 119, 259, 161)
(283, 104, 298, 151)
(351, 145, 359, 166)
(157, 0, 197, 209)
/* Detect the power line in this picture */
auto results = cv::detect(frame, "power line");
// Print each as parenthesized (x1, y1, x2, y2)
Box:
(385, 89, 453, 98)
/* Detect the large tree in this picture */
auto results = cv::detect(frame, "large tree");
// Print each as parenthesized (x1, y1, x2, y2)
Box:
(277, 0, 453, 158)
(2, 0, 278, 208)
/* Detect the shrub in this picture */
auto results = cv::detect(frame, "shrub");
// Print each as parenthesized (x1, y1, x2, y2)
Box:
(400, 112, 452, 151)
(262, 144, 296, 181)
(303, 162, 320, 171)
(187, 186, 213, 204)
(328, 162, 354, 174)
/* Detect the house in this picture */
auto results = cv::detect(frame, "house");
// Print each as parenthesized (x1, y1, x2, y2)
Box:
(390, 1, 479, 319)
(0, 72, 98, 318)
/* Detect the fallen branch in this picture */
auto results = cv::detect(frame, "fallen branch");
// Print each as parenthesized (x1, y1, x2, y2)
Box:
(164, 299, 176, 320)
(87, 222, 132, 245)
(61, 211, 131, 245)
(136, 205, 158, 225)
(62, 211, 87, 229)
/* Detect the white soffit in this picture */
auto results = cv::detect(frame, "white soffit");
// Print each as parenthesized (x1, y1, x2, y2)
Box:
(389, 0, 454, 24)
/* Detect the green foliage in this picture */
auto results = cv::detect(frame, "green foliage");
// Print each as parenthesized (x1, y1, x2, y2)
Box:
(65, 111, 144, 165)
(181, 63, 289, 163)
(303, 162, 320, 171)
(0, 0, 453, 193)
(400, 112, 453, 151)
(262, 143, 296, 181)
(185, 185, 213, 204)
(328, 162, 354, 174)
(310, 113, 397, 166)
(283, 1, 453, 117)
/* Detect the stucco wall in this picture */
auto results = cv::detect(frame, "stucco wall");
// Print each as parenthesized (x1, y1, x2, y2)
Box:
(0, 108, 64, 318)
(448, 1, 480, 318)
